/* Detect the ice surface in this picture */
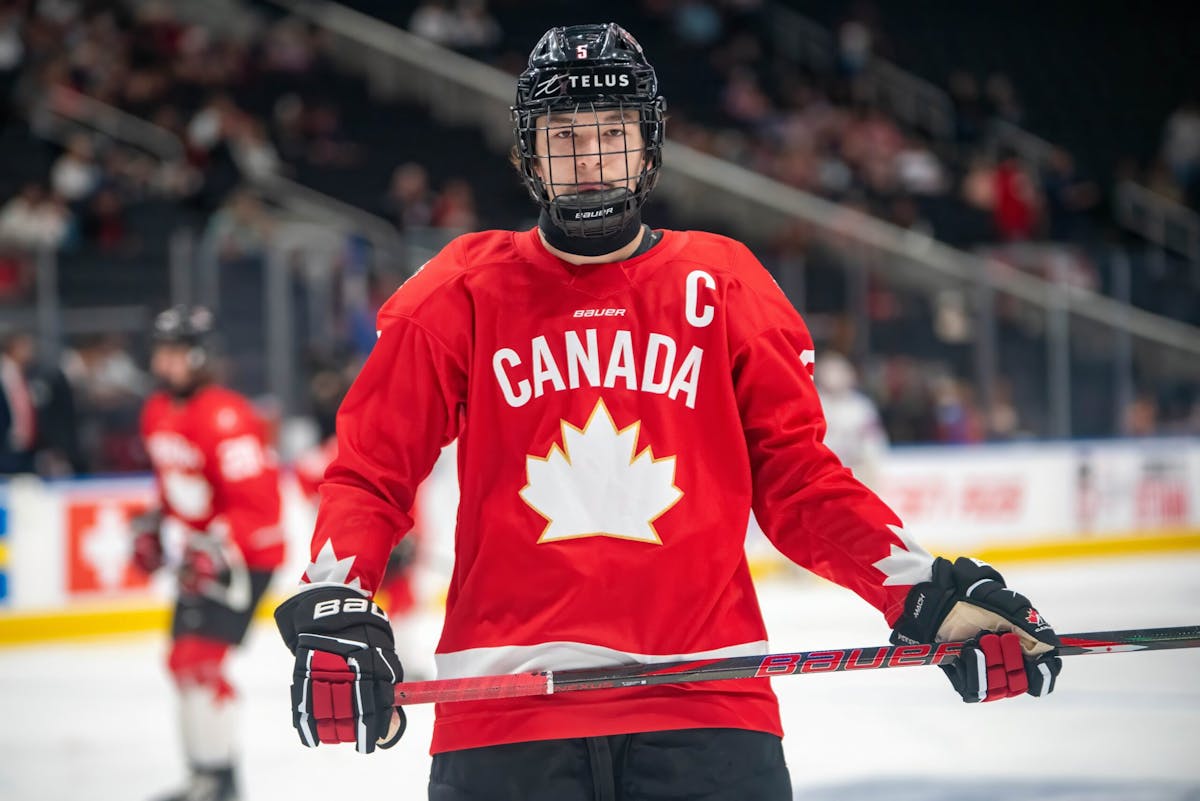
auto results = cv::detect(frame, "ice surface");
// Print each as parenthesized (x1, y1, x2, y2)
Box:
(1, 554, 1197, 800)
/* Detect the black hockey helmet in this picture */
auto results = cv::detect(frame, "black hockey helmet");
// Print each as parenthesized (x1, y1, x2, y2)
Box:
(152, 304, 214, 368)
(512, 23, 666, 238)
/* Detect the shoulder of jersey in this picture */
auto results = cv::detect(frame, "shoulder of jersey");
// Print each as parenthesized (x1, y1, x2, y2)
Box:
(140, 391, 171, 426)
(381, 230, 514, 319)
(193, 385, 261, 434)
(678, 230, 777, 289)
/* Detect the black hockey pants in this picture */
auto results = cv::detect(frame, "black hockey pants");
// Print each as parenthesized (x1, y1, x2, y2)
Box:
(428, 727, 791, 801)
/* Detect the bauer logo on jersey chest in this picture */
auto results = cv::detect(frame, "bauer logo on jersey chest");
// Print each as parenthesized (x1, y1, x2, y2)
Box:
(573, 308, 626, 318)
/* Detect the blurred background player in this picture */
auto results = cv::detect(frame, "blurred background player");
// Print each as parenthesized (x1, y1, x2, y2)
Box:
(293, 360, 427, 677)
(133, 305, 285, 801)
(813, 351, 889, 492)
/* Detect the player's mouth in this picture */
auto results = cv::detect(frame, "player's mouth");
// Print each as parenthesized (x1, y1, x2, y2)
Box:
(573, 183, 612, 193)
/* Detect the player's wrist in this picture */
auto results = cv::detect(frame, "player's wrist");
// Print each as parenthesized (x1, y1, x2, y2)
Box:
(889, 556, 962, 645)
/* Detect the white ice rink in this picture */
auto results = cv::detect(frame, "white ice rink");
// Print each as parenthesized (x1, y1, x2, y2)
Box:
(2, 553, 1198, 801)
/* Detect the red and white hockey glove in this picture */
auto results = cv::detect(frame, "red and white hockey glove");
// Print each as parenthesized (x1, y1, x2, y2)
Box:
(891, 557, 1062, 703)
(129, 509, 165, 574)
(275, 586, 406, 754)
(177, 537, 232, 597)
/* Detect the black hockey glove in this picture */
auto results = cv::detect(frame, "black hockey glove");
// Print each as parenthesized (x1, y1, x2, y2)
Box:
(891, 556, 1062, 703)
(275, 586, 406, 753)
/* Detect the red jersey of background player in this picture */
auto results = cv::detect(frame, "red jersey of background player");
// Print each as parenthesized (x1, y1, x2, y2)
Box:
(303, 226, 933, 754)
(141, 384, 284, 571)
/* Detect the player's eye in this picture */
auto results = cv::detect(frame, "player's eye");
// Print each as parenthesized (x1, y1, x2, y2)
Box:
(605, 128, 626, 137)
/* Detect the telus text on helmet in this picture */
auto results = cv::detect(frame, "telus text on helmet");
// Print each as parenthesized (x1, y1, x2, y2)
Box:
(533, 72, 632, 98)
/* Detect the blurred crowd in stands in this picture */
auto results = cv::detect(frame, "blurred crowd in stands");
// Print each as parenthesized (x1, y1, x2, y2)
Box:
(0, 0, 1197, 476)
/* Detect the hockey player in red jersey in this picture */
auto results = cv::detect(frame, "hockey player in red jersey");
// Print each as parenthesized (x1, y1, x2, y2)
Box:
(274, 23, 1062, 799)
(136, 305, 284, 801)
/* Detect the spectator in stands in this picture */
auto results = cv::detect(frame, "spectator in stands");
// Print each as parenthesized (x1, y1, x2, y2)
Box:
(0, 182, 73, 251)
(303, 101, 359, 168)
(840, 105, 904, 184)
(932, 373, 985, 443)
(985, 378, 1022, 441)
(409, 0, 458, 48)
(1161, 98, 1200, 209)
(81, 186, 128, 252)
(947, 70, 986, 145)
(1121, 393, 1160, 437)
(0, 1, 23, 129)
(30, 349, 85, 477)
(453, 0, 502, 60)
(229, 116, 283, 181)
(50, 132, 102, 204)
(1041, 147, 1100, 242)
(672, 1, 724, 49)
(984, 72, 1023, 127)
(382, 162, 435, 230)
(894, 134, 947, 197)
(204, 189, 276, 262)
(721, 66, 772, 127)
(430, 178, 478, 232)
(272, 93, 308, 162)
(0, 328, 37, 474)
(876, 355, 937, 443)
(61, 333, 152, 473)
(187, 93, 238, 159)
(837, 17, 872, 79)
(261, 18, 318, 75)
(991, 148, 1043, 241)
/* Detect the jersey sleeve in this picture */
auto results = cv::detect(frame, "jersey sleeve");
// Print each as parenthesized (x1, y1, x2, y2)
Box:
(200, 398, 285, 571)
(303, 254, 469, 595)
(726, 246, 931, 626)
(138, 397, 170, 514)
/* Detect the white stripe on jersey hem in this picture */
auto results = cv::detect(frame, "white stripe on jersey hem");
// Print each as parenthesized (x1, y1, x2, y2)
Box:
(434, 639, 770, 680)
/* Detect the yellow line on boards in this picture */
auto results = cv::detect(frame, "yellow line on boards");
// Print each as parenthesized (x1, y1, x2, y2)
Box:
(0, 598, 282, 647)
(746, 531, 1200, 581)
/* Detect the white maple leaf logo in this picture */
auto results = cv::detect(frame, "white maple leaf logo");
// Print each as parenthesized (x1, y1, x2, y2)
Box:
(302, 540, 362, 590)
(520, 399, 683, 544)
(872, 524, 934, 586)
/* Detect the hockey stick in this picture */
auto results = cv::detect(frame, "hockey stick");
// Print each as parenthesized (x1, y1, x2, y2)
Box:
(393, 624, 1200, 705)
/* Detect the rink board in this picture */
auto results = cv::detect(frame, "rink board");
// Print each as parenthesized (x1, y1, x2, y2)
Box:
(0, 436, 1198, 644)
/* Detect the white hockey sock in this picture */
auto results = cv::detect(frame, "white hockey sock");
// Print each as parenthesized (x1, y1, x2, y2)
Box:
(178, 684, 238, 769)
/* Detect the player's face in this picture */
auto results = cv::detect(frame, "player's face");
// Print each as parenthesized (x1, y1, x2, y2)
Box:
(532, 108, 646, 199)
(151, 343, 196, 393)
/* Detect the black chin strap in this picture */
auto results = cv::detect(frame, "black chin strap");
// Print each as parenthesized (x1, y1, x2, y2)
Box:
(160, 377, 207, 401)
(538, 209, 645, 258)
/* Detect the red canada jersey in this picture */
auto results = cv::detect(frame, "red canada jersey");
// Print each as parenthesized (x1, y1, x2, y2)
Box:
(141, 385, 284, 571)
(304, 228, 933, 753)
